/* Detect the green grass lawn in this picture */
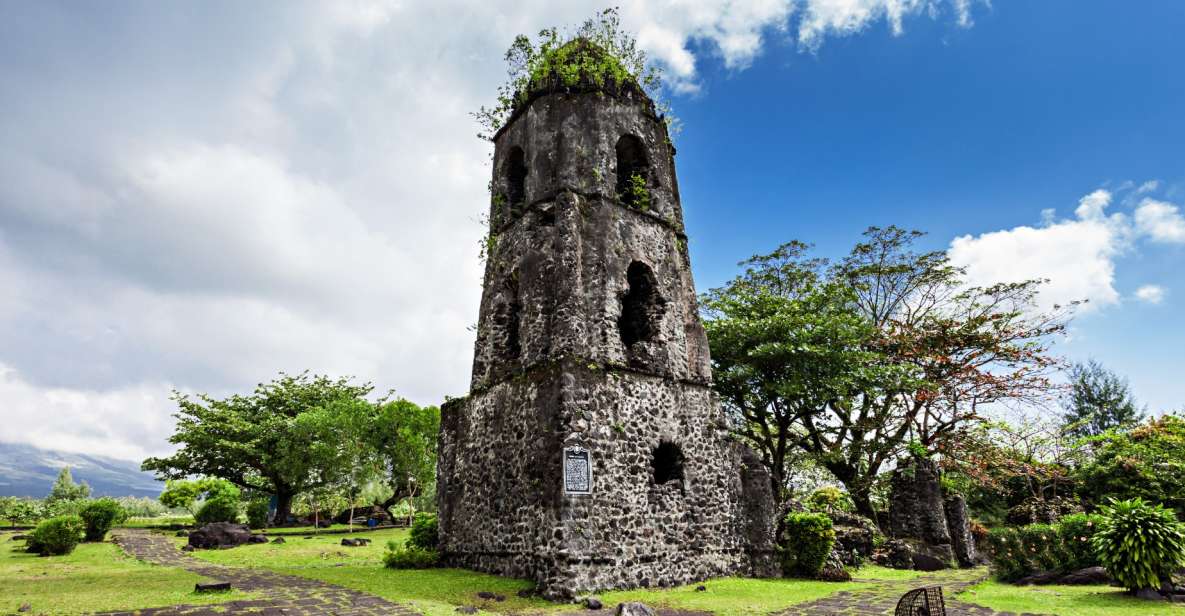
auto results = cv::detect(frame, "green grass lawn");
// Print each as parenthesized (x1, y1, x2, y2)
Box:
(182, 529, 867, 615)
(956, 580, 1185, 616)
(120, 515, 195, 528)
(0, 532, 256, 615)
(849, 564, 926, 581)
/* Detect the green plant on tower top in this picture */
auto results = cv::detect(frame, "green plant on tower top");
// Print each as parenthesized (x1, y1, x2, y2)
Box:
(474, 8, 671, 140)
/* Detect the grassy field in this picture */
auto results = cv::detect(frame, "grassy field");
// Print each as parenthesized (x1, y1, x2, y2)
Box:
(180, 529, 868, 615)
(956, 580, 1185, 616)
(0, 531, 256, 615)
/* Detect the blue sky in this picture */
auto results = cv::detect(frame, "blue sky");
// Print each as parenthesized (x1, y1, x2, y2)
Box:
(0, 1, 1181, 460)
(675, 1, 1184, 413)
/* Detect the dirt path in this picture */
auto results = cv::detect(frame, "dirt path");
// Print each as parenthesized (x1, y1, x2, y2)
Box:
(102, 529, 422, 615)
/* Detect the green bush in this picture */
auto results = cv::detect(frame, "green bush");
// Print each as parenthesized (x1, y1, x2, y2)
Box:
(383, 540, 440, 569)
(781, 512, 836, 578)
(984, 527, 1029, 581)
(195, 496, 240, 525)
(1093, 498, 1185, 592)
(246, 500, 270, 529)
(1057, 512, 1104, 570)
(408, 513, 439, 550)
(1077, 415, 1185, 518)
(31, 515, 85, 555)
(78, 498, 125, 541)
(805, 486, 854, 516)
(1018, 523, 1064, 572)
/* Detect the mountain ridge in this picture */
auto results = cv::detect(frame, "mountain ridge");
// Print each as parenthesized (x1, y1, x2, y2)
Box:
(0, 442, 164, 498)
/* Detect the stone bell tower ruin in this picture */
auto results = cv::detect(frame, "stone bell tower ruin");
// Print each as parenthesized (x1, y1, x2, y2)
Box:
(437, 43, 777, 598)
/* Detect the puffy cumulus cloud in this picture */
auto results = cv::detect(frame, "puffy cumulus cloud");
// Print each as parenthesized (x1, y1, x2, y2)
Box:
(1135, 285, 1166, 305)
(0, 0, 984, 460)
(1134, 198, 1185, 243)
(949, 191, 1125, 313)
(948, 185, 1182, 316)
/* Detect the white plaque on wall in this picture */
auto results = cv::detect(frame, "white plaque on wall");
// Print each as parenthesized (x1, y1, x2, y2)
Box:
(563, 446, 592, 495)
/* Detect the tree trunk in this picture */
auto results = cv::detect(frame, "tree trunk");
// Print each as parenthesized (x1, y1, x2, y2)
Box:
(850, 489, 876, 520)
(273, 490, 294, 527)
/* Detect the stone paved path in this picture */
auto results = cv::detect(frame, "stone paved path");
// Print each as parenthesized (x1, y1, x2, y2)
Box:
(100, 529, 422, 616)
(778, 569, 1039, 616)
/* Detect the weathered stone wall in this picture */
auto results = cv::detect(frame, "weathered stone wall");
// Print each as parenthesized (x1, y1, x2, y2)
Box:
(887, 457, 955, 568)
(943, 494, 977, 568)
(470, 189, 710, 390)
(439, 361, 774, 597)
(440, 87, 773, 599)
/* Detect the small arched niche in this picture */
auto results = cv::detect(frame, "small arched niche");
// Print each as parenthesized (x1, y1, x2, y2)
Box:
(505, 146, 527, 209)
(615, 135, 650, 209)
(490, 276, 522, 361)
(652, 441, 684, 486)
(618, 261, 664, 348)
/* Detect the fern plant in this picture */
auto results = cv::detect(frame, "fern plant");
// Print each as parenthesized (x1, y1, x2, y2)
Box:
(1092, 498, 1185, 592)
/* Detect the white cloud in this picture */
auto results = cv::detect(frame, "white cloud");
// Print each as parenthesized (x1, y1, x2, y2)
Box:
(1134, 198, 1185, 243)
(0, 0, 985, 460)
(949, 186, 1182, 316)
(949, 194, 1124, 313)
(1135, 285, 1166, 304)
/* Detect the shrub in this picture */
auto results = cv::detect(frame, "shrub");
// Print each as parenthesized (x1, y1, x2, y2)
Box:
(1056, 512, 1104, 570)
(408, 513, 439, 550)
(195, 496, 240, 525)
(31, 515, 85, 555)
(1018, 523, 1065, 572)
(805, 487, 854, 516)
(1077, 415, 1185, 518)
(1093, 498, 1185, 592)
(985, 527, 1029, 581)
(781, 512, 836, 578)
(79, 498, 125, 541)
(246, 500, 270, 530)
(383, 540, 440, 569)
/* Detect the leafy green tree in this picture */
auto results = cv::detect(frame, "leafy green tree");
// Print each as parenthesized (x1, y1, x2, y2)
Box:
(158, 479, 203, 516)
(1076, 414, 1185, 517)
(703, 228, 1071, 516)
(142, 372, 375, 525)
(1062, 360, 1145, 438)
(47, 467, 90, 503)
(0, 497, 39, 527)
(370, 399, 440, 521)
(79, 498, 126, 541)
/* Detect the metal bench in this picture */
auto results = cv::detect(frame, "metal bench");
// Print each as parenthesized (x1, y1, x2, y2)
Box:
(895, 586, 945, 616)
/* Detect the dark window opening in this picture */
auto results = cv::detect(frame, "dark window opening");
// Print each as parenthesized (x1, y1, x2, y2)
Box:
(506, 146, 527, 208)
(619, 261, 664, 347)
(615, 135, 650, 209)
(491, 277, 521, 360)
(652, 442, 684, 485)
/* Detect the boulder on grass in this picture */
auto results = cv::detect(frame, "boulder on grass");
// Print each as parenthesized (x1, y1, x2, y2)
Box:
(195, 581, 231, 592)
(247, 534, 268, 544)
(1058, 567, 1112, 585)
(616, 603, 655, 616)
(188, 522, 253, 550)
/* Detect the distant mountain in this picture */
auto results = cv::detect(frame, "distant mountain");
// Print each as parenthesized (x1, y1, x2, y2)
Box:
(0, 442, 164, 498)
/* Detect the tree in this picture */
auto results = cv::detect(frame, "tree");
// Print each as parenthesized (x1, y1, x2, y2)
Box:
(369, 399, 440, 522)
(1061, 360, 1145, 438)
(1076, 414, 1185, 518)
(158, 478, 239, 517)
(47, 467, 90, 503)
(0, 497, 39, 527)
(703, 227, 1072, 516)
(142, 372, 375, 525)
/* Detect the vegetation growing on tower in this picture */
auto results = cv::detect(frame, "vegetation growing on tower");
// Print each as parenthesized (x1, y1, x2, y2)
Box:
(473, 8, 669, 140)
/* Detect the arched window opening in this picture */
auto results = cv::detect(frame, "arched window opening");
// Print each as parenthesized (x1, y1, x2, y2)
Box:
(615, 135, 650, 209)
(506, 146, 527, 208)
(619, 261, 664, 347)
(652, 442, 684, 485)
(491, 277, 521, 361)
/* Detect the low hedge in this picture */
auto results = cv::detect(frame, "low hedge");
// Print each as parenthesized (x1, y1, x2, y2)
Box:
(985, 512, 1107, 581)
